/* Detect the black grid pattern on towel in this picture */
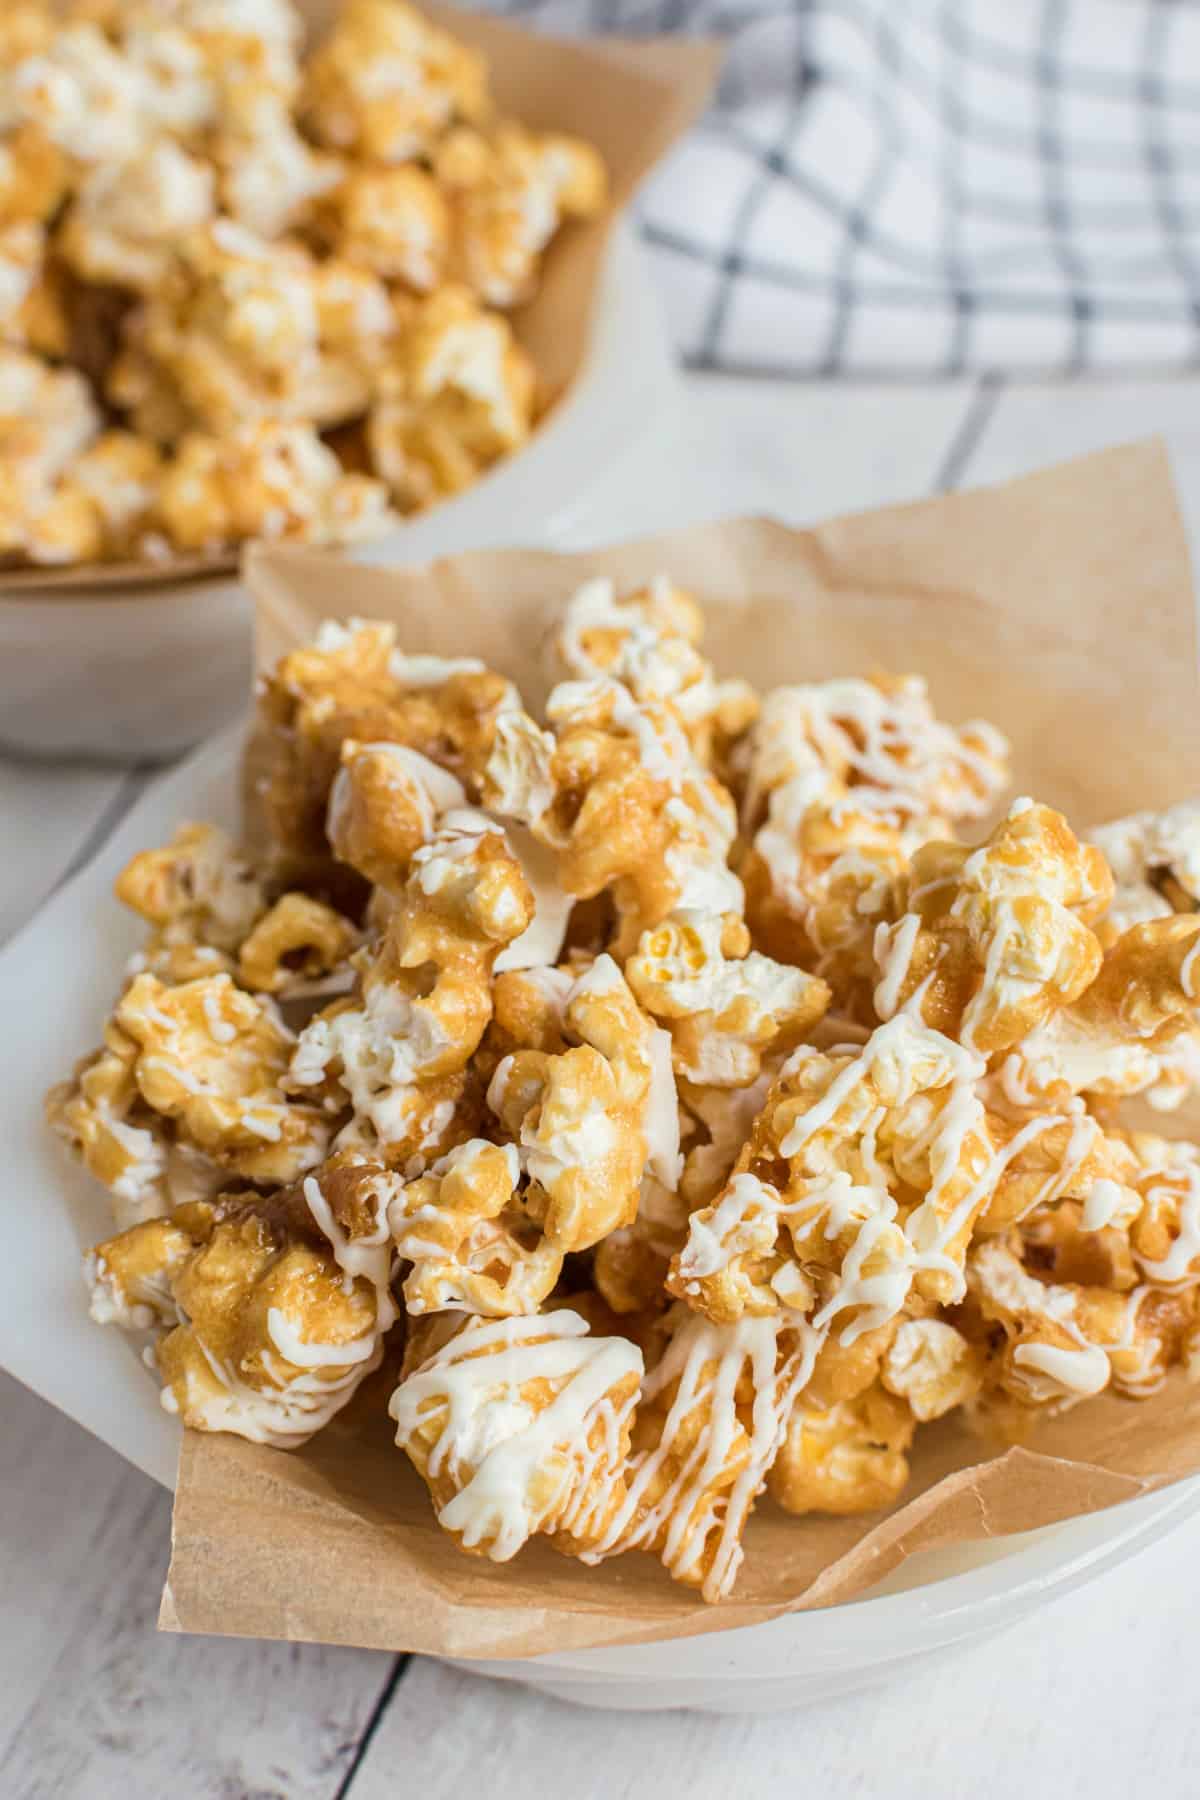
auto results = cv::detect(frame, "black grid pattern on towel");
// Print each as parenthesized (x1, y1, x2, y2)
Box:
(480, 0, 1200, 375)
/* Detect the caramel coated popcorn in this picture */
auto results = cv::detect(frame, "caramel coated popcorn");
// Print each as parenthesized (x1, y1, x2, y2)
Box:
(53, 581, 1200, 1604)
(0, 0, 607, 568)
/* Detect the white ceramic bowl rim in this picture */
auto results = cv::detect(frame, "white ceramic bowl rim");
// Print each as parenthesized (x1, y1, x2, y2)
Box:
(532, 1482, 1200, 1677)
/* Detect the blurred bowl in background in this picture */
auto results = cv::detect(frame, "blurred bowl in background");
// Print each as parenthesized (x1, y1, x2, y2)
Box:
(0, 223, 678, 764)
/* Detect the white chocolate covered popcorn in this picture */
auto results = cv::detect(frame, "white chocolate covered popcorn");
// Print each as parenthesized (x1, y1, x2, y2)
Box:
(740, 676, 1009, 1001)
(58, 139, 215, 292)
(390, 1308, 642, 1559)
(158, 421, 393, 553)
(0, 347, 104, 562)
(626, 910, 829, 1088)
(436, 120, 607, 307)
(367, 285, 535, 511)
(321, 163, 448, 289)
(85, 1166, 396, 1445)
(582, 1307, 822, 1601)
(53, 583, 1200, 1612)
(545, 676, 744, 956)
(288, 807, 534, 1165)
(873, 800, 1111, 1054)
(546, 578, 759, 784)
(1090, 800, 1200, 943)
(303, 0, 486, 164)
(487, 954, 677, 1251)
(0, 0, 608, 568)
(114, 971, 331, 1183)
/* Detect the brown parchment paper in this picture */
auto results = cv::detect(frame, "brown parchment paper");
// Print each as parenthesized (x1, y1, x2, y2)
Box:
(163, 440, 1200, 1657)
(0, 0, 719, 597)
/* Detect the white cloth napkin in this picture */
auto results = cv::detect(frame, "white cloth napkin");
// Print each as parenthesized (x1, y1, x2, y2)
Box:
(491, 0, 1200, 373)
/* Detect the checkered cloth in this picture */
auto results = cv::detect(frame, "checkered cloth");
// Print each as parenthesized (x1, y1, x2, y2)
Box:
(487, 0, 1200, 375)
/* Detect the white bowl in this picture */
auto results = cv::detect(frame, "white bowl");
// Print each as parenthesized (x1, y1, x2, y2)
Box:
(0, 224, 679, 763)
(4, 725, 1198, 1715)
(448, 1482, 1200, 1712)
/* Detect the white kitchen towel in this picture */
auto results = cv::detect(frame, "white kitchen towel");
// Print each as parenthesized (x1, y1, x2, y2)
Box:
(488, 0, 1200, 374)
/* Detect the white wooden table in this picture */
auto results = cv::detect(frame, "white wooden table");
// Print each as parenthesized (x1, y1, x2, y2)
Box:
(5, 372, 1200, 1798)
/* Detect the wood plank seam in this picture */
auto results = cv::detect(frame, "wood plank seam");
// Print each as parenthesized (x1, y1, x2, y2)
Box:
(334, 1656, 412, 1800)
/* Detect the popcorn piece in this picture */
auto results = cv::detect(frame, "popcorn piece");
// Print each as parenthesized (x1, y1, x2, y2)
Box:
(741, 674, 1010, 842)
(116, 971, 330, 1183)
(85, 1181, 394, 1446)
(626, 910, 830, 1088)
(873, 800, 1112, 1055)
(0, 348, 100, 560)
(158, 421, 393, 555)
(389, 1308, 642, 1560)
(673, 1005, 1133, 1338)
(486, 963, 574, 1056)
(105, 338, 193, 446)
(1120, 1132, 1200, 1288)
(487, 954, 677, 1252)
(303, 0, 487, 164)
(236, 893, 360, 997)
(547, 577, 758, 768)
(0, 8, 56, 68)
(544, 677, 743, 956)
(389, 1138, 563, 1315)
(741, 790, 911, 1010)
(436, 120, 607, 308)
(1090, 799, 1200, 943)
(251, 617, 514, 883)
(740, 676, 1009, 994)
(581, 1307, 822, 1601)
(46, 1019, 217, 1228)
(84, 1212, 194, 1329)
(127, 222, 385, 433)
(311, 256, 395, 352)
(58, 139, 215, 293)
(327, 737, 467, 889)
(322, 164, 448, 290)
(879, 1317, 984, 1422)
(972, 1100, 1137, 1237)
(12, 483, 105, 566)
(211, 82, 341, 238)
(116, 20, 215, 136)
(768, 1382, 915, 1516)
(117, 821, 266, 979)
(288, 809, 533, 1164)
(0, 23, 153, 165)
(670, 1014, 995, 1331)
(367, 286, 535, 512)
(173, 0, 302, 76)
(95, 0, 303, 144)
(970, 1235, 1195, 1412)
(23, 431, 164, 566)
(477, 708, 557, 832)
(60, 430, 162, 550)
(1000, 916, 1200, 1114)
